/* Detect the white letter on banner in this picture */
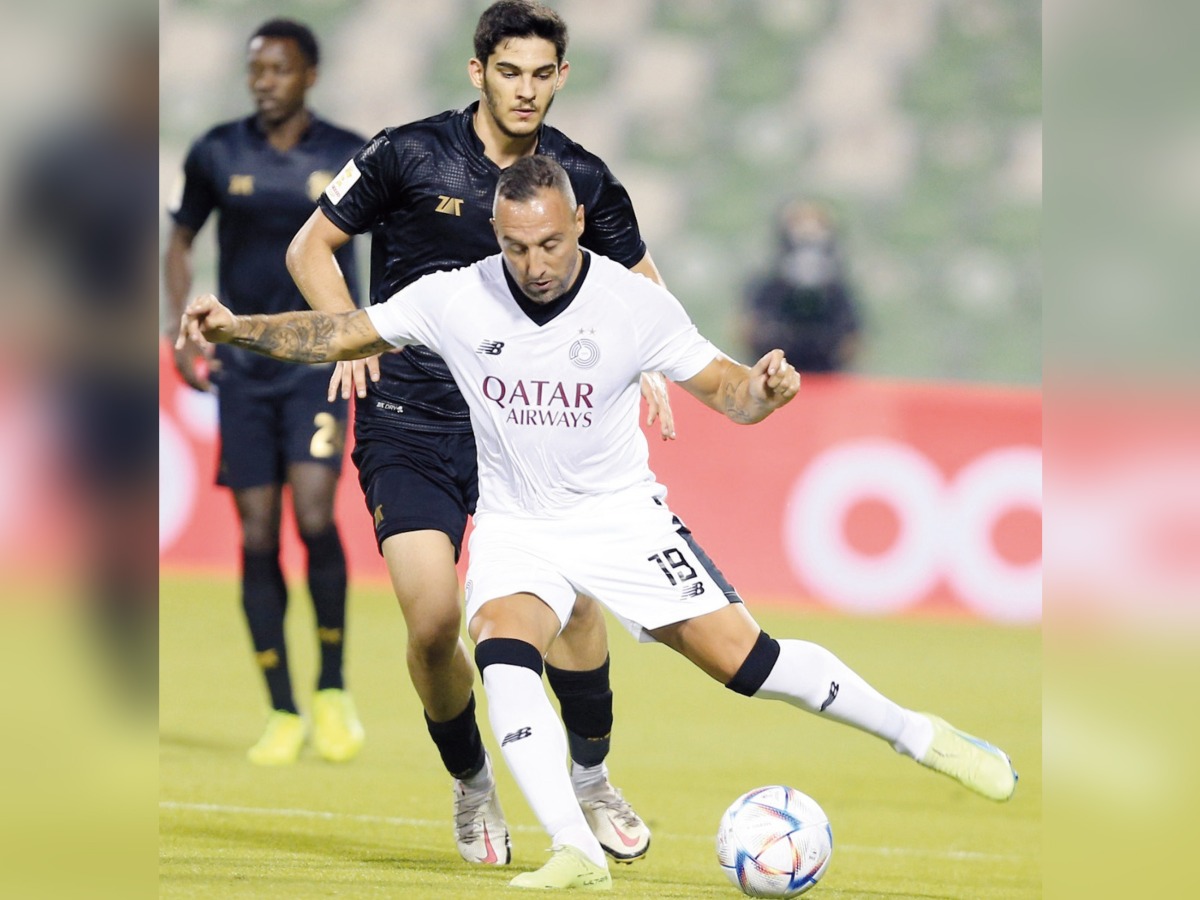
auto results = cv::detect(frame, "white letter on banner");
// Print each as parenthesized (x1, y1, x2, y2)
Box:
(944, 446, 1042, 623)
(784, 439, 944, 614)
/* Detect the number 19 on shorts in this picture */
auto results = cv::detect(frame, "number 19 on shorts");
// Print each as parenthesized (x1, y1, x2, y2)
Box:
(647, 548, 697, 586)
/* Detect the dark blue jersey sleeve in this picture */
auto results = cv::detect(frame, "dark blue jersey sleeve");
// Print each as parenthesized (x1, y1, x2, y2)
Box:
(170, 135, 219, 233)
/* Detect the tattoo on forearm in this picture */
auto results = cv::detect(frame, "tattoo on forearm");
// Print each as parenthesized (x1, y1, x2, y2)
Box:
(230, 310, 389, 362)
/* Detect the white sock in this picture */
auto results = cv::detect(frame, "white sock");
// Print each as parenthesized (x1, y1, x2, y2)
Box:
(481, 663, 607, 867)
(569, 761, 609, 796)
(458, 754, 494, 792)
(756, 639, 933, 759)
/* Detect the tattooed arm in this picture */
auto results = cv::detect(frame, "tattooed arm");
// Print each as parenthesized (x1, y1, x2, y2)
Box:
(677, 349, 800, 424)
(176, 293, 395, 362)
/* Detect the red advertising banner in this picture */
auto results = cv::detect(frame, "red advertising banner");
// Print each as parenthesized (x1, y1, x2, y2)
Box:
(157, 344, 1042, 623)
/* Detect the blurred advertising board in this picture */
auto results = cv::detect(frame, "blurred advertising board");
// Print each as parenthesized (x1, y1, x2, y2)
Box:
(157, 343, 1041, 622)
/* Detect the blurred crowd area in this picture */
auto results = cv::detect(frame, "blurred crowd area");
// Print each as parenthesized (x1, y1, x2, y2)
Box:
(160, 0, 1041, 384)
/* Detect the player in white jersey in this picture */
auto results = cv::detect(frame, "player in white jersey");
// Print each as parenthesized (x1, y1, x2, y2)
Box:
(179, 156, 1018, 891)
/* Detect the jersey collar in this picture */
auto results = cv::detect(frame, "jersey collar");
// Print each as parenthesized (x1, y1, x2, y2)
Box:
(502, 250, 591, 326)
(461, 101, 544, 169)
(246, 111, 318, 147)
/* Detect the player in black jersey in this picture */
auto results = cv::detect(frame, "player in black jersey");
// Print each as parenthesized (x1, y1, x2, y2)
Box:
(286, 1, 664, 866)
(164, 20, 367, 767)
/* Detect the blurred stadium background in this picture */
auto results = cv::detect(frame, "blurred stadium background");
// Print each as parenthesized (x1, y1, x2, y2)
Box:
(0, 0, 1056, 897)
(159, 0, 1041, 384)
(154, 3, 1043, 898)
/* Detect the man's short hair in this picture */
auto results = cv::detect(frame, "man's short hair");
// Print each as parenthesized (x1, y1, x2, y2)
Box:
(494, 156, 577, 214)
(250, 18, 320, 68)
(474, 0, 568, 65)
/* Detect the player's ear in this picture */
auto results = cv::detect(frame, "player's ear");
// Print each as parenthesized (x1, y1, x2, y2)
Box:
(468, 58, 485, 91)
(555, 59, 569, 91)
(304, 66, 318, 90)
(574, 204, 585, 237)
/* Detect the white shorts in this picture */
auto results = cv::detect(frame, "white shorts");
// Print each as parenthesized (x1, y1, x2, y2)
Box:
(464, 497, 743, 642)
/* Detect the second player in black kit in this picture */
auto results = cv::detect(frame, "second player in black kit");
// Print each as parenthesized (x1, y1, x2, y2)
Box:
(287, 1, 665, 868)
(165, 19, 367, 767)
(319, 102, 648, 526)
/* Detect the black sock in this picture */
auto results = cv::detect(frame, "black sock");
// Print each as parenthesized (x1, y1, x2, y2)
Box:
(545, 656, 612, 768)
(425, 693, 487, 780)
(241, 547, 296, 714)
(301, 526, 348, 691)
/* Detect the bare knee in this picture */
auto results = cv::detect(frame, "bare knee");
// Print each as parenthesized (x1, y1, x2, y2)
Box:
(405, 604, 464, 672)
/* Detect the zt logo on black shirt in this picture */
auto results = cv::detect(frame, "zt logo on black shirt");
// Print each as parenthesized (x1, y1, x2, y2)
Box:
(477, 340, 505, 356)
(436, 195, 464, 216)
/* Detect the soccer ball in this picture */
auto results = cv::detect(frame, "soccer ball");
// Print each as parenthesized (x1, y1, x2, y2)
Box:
(715, 785, 833, 898)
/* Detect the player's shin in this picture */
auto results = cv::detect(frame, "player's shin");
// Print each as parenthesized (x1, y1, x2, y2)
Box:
(727, 631, 933, 760)
(545, 656, 613, 768)
(476, 639, 607, 867)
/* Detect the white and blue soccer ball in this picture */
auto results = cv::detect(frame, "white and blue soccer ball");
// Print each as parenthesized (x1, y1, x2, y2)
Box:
(715, 785, 833, 898)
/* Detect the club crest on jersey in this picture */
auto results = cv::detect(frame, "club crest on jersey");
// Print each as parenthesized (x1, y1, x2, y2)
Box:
(569, 337, 600, 369)
(228, 174, 254, 195)
(307, 170, 335, 203)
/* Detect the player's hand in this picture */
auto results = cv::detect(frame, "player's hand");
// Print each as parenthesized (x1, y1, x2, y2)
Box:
(328, 355, 381, 402)
(748, 349, 800, 408)
(640, 371, 676, 441)
(172, 334, 217, 392)
(177, 293, 237, 348)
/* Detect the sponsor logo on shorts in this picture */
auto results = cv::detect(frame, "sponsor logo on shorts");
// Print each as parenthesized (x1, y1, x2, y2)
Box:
(680, 581, 706, 599)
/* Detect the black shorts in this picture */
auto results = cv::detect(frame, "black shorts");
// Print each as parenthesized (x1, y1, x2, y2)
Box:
(351, 421, 478, 559)
(215, 368, 347, 489)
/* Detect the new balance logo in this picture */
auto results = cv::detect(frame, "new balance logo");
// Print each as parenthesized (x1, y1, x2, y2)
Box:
(680, 582, 706, 598)
(436, 195, 464, 216)
(476, 340, 505, 355)
(501, 726, 532, 747)
(819, 681, 840, 712)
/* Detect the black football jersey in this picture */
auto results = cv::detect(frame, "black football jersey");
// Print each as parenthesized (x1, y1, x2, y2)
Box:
(317, 102, 647, 431)
(172, 114, 364, 387)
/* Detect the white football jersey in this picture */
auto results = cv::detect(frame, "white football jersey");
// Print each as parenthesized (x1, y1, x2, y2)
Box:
(365, 251, 718, 517)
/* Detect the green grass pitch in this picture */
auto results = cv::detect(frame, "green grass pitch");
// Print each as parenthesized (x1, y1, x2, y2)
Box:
(160, 572, 1040, 898)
